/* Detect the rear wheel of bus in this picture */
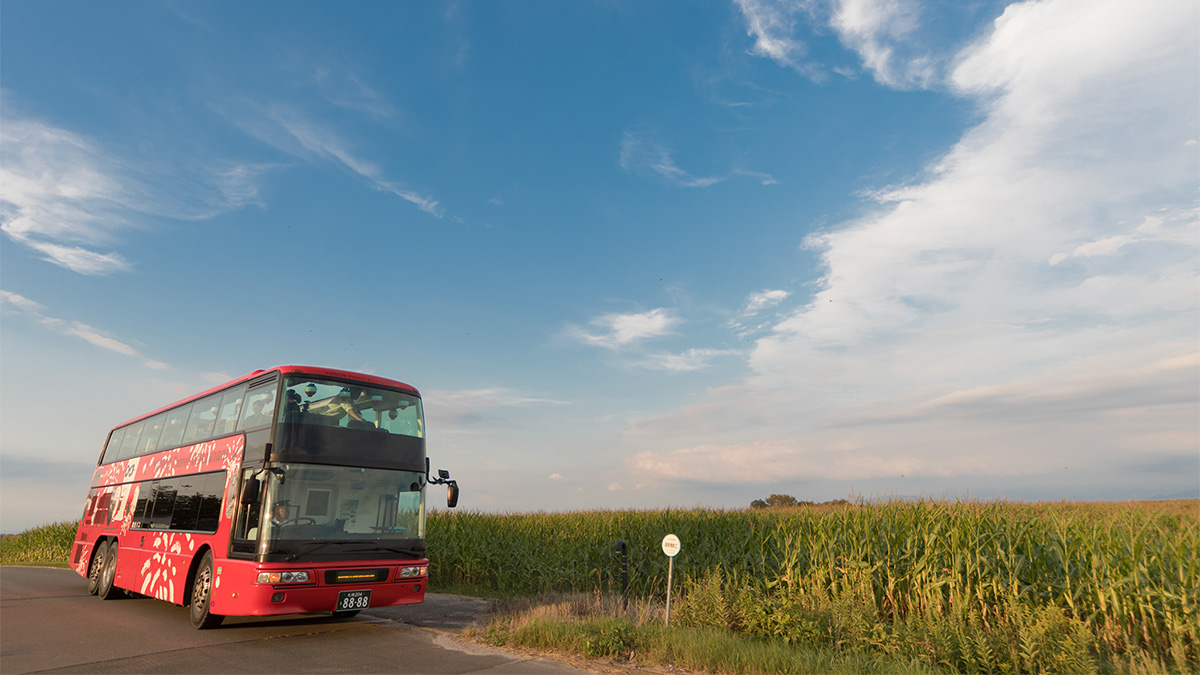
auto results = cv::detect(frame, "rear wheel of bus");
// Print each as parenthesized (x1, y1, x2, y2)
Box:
(86, 540, 107, 595)
(97, 540, 123, 600)
(189, 551, 224, 629)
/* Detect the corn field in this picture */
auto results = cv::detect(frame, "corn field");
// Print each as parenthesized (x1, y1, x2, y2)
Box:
(428, 500, 1199, 672)
(0, 521, 78, 566)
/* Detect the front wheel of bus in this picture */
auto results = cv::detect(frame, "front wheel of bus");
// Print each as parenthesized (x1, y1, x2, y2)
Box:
(97, 541, 123, 600)
(86, 540, 107, 595)
(189, 552, 224, 630)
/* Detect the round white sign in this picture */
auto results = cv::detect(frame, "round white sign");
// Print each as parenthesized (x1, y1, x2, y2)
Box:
(661, 533, 681, 557)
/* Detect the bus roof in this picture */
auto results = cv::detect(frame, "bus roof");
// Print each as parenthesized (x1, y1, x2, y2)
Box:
(110, 366, 421, 431)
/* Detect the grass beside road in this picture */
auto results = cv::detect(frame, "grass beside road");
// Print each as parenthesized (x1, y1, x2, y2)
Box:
(0, 521, 75, 568)
(475, 592, 941, 675)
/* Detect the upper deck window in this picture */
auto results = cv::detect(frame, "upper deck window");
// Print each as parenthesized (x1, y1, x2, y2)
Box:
(280, 377, 423, 439)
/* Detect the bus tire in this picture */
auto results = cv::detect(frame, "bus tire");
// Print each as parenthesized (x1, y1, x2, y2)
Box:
(189, 552, 224, 629)
(97, 540, 124, 600)
(86, 539, 107, 596)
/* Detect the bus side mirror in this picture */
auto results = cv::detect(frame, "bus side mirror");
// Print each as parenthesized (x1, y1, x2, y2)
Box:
(241, 477, 261, 505)
(447, 482, 459, 509)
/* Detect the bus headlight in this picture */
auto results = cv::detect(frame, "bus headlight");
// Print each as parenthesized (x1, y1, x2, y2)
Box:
(399, 566, 427, 578)
(257, 571, 310, 584)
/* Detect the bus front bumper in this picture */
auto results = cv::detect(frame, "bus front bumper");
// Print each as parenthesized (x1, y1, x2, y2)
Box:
(211, 560, 428, 617)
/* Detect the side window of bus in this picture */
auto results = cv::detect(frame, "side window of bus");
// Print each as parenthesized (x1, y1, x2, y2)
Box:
(158, 404, 193, 450)
(170, 477, 204, 530)
(214, 386, 246, 436)
(101, 428, 126, 464)
(183, 395, 221, 445)
(195, 473, 225, 532)
(116, 422, 144, 461)
(150, 481, 178, 529)
(135, 473, 224, 532)
(136, 414, 167, 456)
(238, 385, 276, 431)
(132, 485, 153, 528)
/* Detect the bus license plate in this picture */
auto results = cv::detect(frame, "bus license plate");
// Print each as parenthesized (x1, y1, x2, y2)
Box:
(336, 590, 371, 611)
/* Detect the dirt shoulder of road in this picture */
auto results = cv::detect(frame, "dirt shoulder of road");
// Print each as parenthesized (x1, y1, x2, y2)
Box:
(366, 594, 677, 675)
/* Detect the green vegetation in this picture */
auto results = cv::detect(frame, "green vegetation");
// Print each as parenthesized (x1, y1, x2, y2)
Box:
(6, 501, 1196, 673)
(430, 500, 1199, 674)
(0, 521, 76, 567)
(479, 593, 941, 674)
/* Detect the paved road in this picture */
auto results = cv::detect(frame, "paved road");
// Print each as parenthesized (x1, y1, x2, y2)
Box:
(1, 567, 590, 674)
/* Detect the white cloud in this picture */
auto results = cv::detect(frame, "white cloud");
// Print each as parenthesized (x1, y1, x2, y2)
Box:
(548, 473, 565, 481)
(0, 112, 271, 275)
(0, 118, 133, 275)
(734, 0, 941, 88)
(620, 133, 723, 188)
(0, 291, 44, 313)
(641, 348, 742, 373)
(223, 102, 443, 217)
(733, 0, 826, 80)
(830, 0, 937, 89)
(425, 386, 569, 432)
(620, 133, 781, 189)
(631, 0, 1199, 494)
(567, 308, 681, 350)
(1049, 215, 1192, 265)
(1, 291, 168, 369)
(743, 289, 791, 315)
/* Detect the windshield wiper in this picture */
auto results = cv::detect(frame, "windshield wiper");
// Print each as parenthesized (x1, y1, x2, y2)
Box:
(343, 545, 424, 557)
(285, 541, 348, 561)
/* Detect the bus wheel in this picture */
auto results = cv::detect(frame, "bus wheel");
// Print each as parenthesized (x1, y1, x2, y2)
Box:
(97, 541, 124, 600)
(86, 540, 107, 595)
(332, 610, 360, 619)
(189, 552, 224, 629)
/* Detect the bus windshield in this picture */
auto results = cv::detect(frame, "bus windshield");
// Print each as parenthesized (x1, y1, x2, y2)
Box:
(259, 463, 426, 552)
(280, 376, 423, 438)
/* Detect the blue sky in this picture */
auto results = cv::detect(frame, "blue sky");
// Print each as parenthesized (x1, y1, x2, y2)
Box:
(2, 0, 1197, 533)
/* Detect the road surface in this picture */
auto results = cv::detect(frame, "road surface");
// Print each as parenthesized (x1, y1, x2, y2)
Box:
(1, 567, 592, 674)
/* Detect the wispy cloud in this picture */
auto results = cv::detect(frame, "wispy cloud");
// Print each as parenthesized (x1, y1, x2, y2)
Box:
(0, 117, 133, 275)
(619, 133, 723, 188)
(830, 0, 937, 89)
(619, 133, 778, 189)
(1048, 214, 1194, 265)
(1, 291, 168, 369)
(742, 289, 791, 315)
(225, 102, 443, 217)
(310, 66, 396, 120)
(0, 109, 269, 275)
(733, 0, 826, 80)
(639, 348, 742, 372)
(734, 0, 944, 90)
(631, 0, 1199, 494)
(566, 308, 681, 350)
(425, 387, 569, 431)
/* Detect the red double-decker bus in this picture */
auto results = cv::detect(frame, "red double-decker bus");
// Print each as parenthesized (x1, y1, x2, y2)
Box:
(70, 365, 459, 629)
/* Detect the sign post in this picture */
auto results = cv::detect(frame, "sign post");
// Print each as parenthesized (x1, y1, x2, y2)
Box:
(661, 534, 681, 627)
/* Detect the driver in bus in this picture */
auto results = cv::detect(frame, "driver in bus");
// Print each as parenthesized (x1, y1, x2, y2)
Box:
(270, 501, 292, 527)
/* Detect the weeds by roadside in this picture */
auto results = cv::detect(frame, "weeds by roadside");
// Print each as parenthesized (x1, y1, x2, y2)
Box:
(473, 591, 941, 675)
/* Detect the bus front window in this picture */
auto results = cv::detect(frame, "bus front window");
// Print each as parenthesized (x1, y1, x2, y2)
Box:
(280, 377, 423, 438)
(259, 464, 426, 555)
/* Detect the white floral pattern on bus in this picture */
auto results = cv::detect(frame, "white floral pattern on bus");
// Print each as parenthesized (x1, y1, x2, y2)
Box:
(139, 532, 197, 603)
